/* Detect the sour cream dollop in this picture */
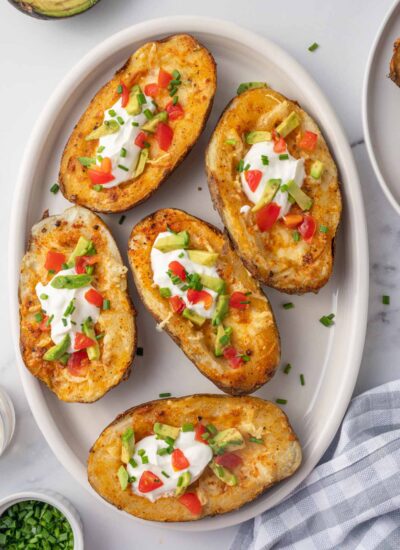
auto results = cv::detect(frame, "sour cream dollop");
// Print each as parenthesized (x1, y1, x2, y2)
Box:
(35, 268, 100, 353)
(240, 141, 305, 218)
(127, 431, 213, 502)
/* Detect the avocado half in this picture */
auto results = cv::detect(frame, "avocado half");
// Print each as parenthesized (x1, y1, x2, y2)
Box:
(8, 0, 100, 19)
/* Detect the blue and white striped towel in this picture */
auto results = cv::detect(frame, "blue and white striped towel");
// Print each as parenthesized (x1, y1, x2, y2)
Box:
(231, 380, 400, 550)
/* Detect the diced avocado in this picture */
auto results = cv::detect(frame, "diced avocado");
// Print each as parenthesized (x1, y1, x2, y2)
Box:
(237, 82, 267, 95)
(214, 325, 233, 357)
(212, 295, 229, 326)
(175, 471, 191, 497)
(125, 85, 142, 116)
(245, 131, 272, 144)
(153, 422, 180, 441)
(154, 231, 190, 252)
(310, 160, 324, 179)
(67, 236, 92, 267)
(159, 287, 172, 298)
(86, 120, 119, 141)
(51, 274, 92, 289)
(251, 179, 281, 212)
(287, 179, 313, 211)
(200, 274, 226, 294)
(142, 111, 168, 133)
(276, 111, 301, 138)
(187, 250, 218, 266)
(118, 465, 129, 491)
(209, 461, 238, 486)
(121, 427, 135, 464)
(82, 318, 100, 361)
(43, 334, 71, 362)
(134, 148, 149, 178)
(211, 428, 245, 454)
(182, 308, 206, 327)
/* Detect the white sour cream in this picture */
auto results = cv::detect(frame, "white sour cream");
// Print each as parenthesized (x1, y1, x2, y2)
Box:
(36, 268, 100, 354)
(150, 232, 220, 318)
(127, 431, 213, 502)
(240, 141, 305, 218)
(97, 95, 156, 189)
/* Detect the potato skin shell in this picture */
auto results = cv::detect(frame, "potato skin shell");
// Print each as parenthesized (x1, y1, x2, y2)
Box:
(389, 38, 400, 86)
(87, 394, 302, 522)
(18, 206, 136, 403)
(128, 208, 280, 395)
(59, 33, 217, 213)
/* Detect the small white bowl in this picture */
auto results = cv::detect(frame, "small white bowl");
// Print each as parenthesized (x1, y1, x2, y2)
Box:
(0, 490, 84, 549)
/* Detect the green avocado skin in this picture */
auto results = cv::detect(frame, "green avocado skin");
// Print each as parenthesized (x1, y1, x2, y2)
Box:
(8, 0, 100, 19)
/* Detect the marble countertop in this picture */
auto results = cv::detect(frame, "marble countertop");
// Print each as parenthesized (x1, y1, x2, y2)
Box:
(1, 0, 399, 548)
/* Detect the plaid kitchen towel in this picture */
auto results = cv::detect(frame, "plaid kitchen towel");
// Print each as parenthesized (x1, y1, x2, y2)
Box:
(231, 379, 400, 550)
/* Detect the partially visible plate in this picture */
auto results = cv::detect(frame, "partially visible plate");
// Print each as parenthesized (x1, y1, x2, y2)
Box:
(363, 0, 400, 215)
(9, 16, 369, 531)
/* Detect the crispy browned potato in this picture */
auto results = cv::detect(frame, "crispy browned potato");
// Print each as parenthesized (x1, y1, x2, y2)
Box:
(389, 38, 400, 86)
(206, 86, 342, 294)
(128, 208, 280, 395)
(19, 206, 136, 402)
(59, 34, 216, 213)
(88, 394, 302, 521)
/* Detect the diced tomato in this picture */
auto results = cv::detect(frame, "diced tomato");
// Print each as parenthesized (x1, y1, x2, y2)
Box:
(158, 68, 173, 88)
(67, 350, 88, 376)
(75, 255, 98, 275)
(256, 202, 281, 232)
(166, 101, 184, 120)
(87, 169, 115, 185)
(144, 83, 159, 97)
(215, 452, 243, 470)
(283, 214, 304, 228)
(134, 131, 147, 149)
(74, 332, 96, 351)
(138, 471, 163, 493)
(84, 288, 103, 308)
(194, 423, 209, 445)
(298, 131, 318, 152)
(169, 295, 185, 314)
(39, 315, 50, 332)
(223, 346, 243, 369)
(229, 291, 250, 310)
(298, 215, 317, 243)
(273, 136, 287, 153)
(245, 170, 263, 192)
(44, 251, 66, 273)
(187, 289, 213, 310)
(155, 122, 173, 151)
(168, 261, 186, 281)
(171, 448, 190, 471)
(120, 83, 129, 108)
(178, 492, 202, 515)
(99, 157, 112, 173)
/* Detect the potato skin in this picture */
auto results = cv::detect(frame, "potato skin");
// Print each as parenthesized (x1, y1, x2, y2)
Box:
(59, 34, 217, 213)
(128, 208, 280, 395)
(88, 394, 302, 522)
(389, 38, 400, 87)
(206, 87, 342, 294)
(19, 206, 136, 402)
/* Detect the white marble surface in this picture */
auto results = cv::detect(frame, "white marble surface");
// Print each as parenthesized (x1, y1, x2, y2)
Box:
(1, 0, 399, 548)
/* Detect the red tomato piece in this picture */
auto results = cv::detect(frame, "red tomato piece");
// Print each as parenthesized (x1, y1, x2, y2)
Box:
(134, 131, 147, 149)
(169, 295, 185, 314)
(166, 101, 184, 120)
(283, 214, 304, 229)
(144, 83, 159, 97)
(39, 315, 50, 332)
(245, 170, 262, 192)
(74, 332, 96, 351)
(215, 452, 243, 469)
(298, 131, 318, 152)
(44, 251, 66, 273)
(168, 261, 186, 281)
(229, 291, 250, 310)
(138, 471, 164, 493)
(273, 136, 287, 153)
(171, 448, 190, 471)
(256, 202, 281, 232)
(187, 289, 213, 310)
(87, 169, 115, 185)
(178, 493, 202, 515)
(155, 122, 173, 151)
(298, 215, 317, 243)
(223, 346, 243, 369)
(120, 83, 129, 108)
(67, 350, 88, 376)
(75, 255, 97, 275)
(84, 288, 103, 308)
(194, 423, 209, 445)
(158, 68, 173, 88)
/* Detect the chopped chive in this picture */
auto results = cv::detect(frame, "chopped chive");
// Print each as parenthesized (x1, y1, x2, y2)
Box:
(97, 155, 103, 163)
(249, 436, 263, 444)
(164, 436, 175, 447)
(34, 312, 43, 322)
(300, 373, 305, 386)
(132, 121, 139, 127)
(138, 449, 145, 456)
(63, 299, 75, 317)
(96, 333, 105, 340)
(225, 139, 237, 146)
(276, 398, 287, 405)
(157, 447, 169, 456)
(283, 363, 292, 374)
(138, 93, 146, 105)
(137, 347, 143, 356)
(283, 302, 294, 310)
(159, 392, 171, 398)
(102, 299, 110, 310)
(240, 354, 251, 362)
(172, 69, 181, 80)
(178, 252, 185, 258)
(161, 470, 170, 478)
(201, 432, 210, 440)
(142, 456, 149, 464)
(382, 295, 390, 305)
(280, 183, 289, 192)
(319, 225, 328, 233)
(129, 458, 138, 468)
(118, 215, 126, 225)
(144, 141, 151, 148)
(93, 184, 103, 192)
(78, 156, 96, 167)
(61, 262, 69, 270)
(237, 159, 245, 172)
(182, 422, 194, 432)
(120, 147, 127, 158)
(244, 163, 250, 171)
(308, 42, 319, 52)
(128, 475, 136, 483)
(172, 95, 179, 105)
(62, 318, 67, 327)
(169, 87, 178, 97)
(85, 265, 94, 275)
(206, 424, 218, 435)
(97, 145, 105, 153)
(293, 230, 300, 242)
(279, 154, 289, 160)
(143, 109, 153, 120)
(48, 269, 55, 275)
(117, 84, 123, 93)
(108, 109, 117, 117)
(40, 293, 48, 300)
(118, 164, 129, 171)
(261, 155, 269, 165)
(50, 183, 59, 194)
(319, 313, 335, 327)
(46, 314, 54, 326)
(117, 116, 125, 125)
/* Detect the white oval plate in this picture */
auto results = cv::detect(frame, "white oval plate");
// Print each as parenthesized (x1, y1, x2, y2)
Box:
(363, 0, 400, 215)
(9, 17, 368, 531)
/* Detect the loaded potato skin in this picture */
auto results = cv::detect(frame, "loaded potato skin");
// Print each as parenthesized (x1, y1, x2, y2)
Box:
(19, 206, 136, 402)
(87, 394, 302, 522)
(59, 34, 217, 213)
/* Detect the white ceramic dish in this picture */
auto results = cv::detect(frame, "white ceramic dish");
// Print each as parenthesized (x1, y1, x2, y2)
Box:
(9, 16, 368, 531)
(363, 0, 400, 215)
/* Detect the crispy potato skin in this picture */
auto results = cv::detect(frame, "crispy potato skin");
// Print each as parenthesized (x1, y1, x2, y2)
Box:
(206, 87, 342, 294)
(88, 394, 302, 522)
(59, 34, 217, 213)
(128, 208, 280, 395)
(389, 38, 400, 87)
(19, 206, 136, 402)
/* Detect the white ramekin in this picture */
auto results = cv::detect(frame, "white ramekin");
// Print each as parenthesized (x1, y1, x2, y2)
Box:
(0, 386, 15, 456)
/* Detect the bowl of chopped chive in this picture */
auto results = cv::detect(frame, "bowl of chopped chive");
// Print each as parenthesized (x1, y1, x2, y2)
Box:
(0, 490, 83, 549)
